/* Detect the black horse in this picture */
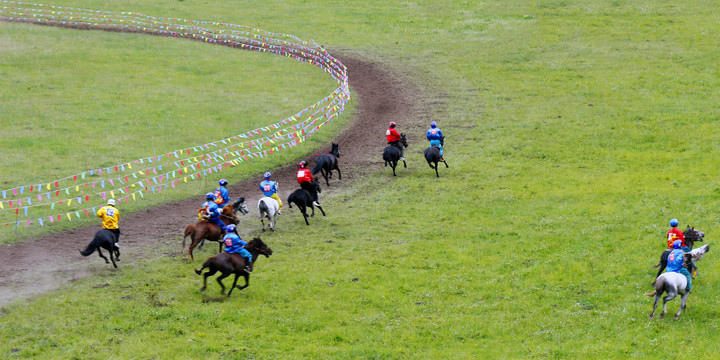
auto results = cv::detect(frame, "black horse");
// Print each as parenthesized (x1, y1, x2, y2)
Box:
(312, 143, 342, 186)
(383, 133, 408, 176)
(288, 184, 326, 225)
(195, 237, 273, 297)
(653, 226, 705, 280)
(79, 229, 120, 268)
(424, 145, 448, 177)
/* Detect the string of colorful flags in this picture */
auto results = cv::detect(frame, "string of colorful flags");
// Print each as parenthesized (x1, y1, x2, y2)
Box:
(0, 2, 351, 228)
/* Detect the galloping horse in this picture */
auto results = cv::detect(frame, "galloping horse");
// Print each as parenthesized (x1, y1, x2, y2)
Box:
(288, 183, 326, 226)
(257, 197, 280, 232)
(423, 145, 448, 177)
(195, 237, 273, 297)
(79, 229, 120, 268)
(183, 197, 249, 261)
(653, 226, 705, 280)
(645, 252, 694, 320)
(383, 133, 408, 176)
(312, 143, 342, 186)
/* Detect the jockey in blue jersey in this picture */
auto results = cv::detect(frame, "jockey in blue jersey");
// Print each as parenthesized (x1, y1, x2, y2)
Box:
(426, 121, 444, 161)
(666, 240, 691, 292)
(213, 179, 231, 208)
(223, 224, 252, 272)
(259, 172, 283, 214)
(203, 192, 227, 233)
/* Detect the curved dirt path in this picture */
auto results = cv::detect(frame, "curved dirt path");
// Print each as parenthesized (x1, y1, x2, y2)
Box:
(0, 53, 426, 306)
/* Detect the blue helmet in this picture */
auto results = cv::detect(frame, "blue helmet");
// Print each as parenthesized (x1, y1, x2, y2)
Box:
(670, 218, 679, 227)
(431, 121, 437, 128)
(672, 240, 682, 249)
(264, 172, 272, 179)
(205, 192, 214, 200)
(219, 179, 228, 186)
(226, 224, 236, 232)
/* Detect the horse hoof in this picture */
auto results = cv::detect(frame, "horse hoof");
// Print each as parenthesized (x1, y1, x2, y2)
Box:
(649, 315, 654, 319)
(674, 315, 680, 320)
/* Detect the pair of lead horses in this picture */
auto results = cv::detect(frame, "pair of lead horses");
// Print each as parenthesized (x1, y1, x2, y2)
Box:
(383, 133, 449, 177)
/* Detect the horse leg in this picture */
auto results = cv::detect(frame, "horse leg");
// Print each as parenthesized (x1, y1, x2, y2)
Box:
(200, 268, 217, 291)
(675, 292, 690, 320)
(109, 246, 118, 268)
(216, 272, 230, 295)
(260, 217, 266, 232)
(317, 205, 326, 217)
(402, 158, 407, 168)
(227, 273, 241, 297)
(184, 236, 199, 261)
(235, 274, 250, 291)
(434, 161, 439, 177)
(443, 159, 449, 168)
(650, 294, 661, 319)
(391, 161, 397, 176)
(336, 166, 341, 180)
(271, 212, 277, 232)
(300, 205, 310, 225)
(309, 205, 316, 217)
(97, 248, 110, 264)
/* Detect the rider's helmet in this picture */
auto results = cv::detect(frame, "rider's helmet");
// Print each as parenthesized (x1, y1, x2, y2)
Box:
(299, 161, 308, 169)
(389, 121, 396, 127)
(205, 192, 214, 200)
(219, 179, 228, 186)
(264, 172, 272, 179)
(673, 240, 682, 249)
(107, 199, 116, 206)
(226, 224, 236, 233)
(431, 121, 437, 128)
(670, 218, 679, 227)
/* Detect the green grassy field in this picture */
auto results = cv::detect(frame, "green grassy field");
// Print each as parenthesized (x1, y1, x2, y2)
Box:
(3, 0, 720, 358)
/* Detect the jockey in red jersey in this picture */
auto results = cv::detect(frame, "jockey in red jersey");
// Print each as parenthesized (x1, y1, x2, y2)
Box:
(667, 218, 686, 250)
(386, 122, 404, 161)
(297, 161, 320, 206)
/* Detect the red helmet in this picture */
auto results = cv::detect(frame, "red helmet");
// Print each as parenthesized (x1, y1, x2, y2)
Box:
(389, 121, 396, 127)
(299, 160, 308, 168)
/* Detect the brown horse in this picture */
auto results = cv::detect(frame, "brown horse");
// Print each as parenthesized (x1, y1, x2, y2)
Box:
(195, 237, 273, 296)
(183, 197, 249, 261)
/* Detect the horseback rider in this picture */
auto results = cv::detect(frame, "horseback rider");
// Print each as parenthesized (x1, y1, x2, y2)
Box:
(666, 240, 691, 293)
(222, 224, 252, 273)
(426, 121, 444, 162)
(297, 161, 320, 206)
(386, 121, 404, 161)
(260, 172, 283, 214)
(97, 198, 120, 248)
(203, 192, 227, 233)
(213, 179, 231, 209)
(667, 218, 688, 251)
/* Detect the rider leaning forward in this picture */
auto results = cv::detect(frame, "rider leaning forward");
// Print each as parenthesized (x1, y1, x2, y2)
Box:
(203, 192, 227, 233)
(426, 121, 444, 162)
(97, 198, 120, 248)
(223, 224, 252, 273)
(386, 121, 404, 161)
(297, 161, 320, 206)
(667, 218, 687, 251)
(666, 239, 692, 293)
(214, 179, 231, 209)
(260, 172, 283, 214)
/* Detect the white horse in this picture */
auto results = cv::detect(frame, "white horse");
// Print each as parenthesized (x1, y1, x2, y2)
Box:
(646, 255, 693, 320)
(257, 197, 279, 232)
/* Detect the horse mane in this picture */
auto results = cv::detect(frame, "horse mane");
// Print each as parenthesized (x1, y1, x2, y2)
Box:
(246, 237, 265, 248)
(232, 197, 245, 209)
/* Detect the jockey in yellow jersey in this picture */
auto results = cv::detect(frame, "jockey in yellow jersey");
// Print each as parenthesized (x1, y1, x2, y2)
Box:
(97, 198, 120, 247)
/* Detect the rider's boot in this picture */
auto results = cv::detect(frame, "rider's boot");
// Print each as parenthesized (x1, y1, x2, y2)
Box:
(244, 263, 252, 273)
(312, 201, 320, 207)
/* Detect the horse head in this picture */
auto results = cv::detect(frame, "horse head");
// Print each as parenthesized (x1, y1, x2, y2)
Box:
(684, 226, 705, 248)
(400, 133, 408, 148)
(313, 180, 322, 194)
(246, 237, 274, 258)
(331, 143, 340, 158)
(232, 197, 250, 216)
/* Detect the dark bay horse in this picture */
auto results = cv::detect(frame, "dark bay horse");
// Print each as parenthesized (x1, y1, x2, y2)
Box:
(424, 145, 448, 177)
(183, 197, 249, 261)
(312, 143, 341, 186)
(79, 229, 120, 268)
(652, 226, 705, 280)
(383, 133, 408, 176)
(195, 237, 273, 297)
(288, 184, 325, 225)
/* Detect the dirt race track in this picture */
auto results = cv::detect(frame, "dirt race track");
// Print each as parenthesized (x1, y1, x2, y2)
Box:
(0, 51, 434, 306)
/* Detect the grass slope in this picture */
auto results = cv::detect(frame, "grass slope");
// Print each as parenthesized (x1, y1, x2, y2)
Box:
(3, 0, 720, 358)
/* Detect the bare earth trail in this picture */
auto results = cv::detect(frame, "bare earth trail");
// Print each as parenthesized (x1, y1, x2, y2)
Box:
(0, 53, 430, 306)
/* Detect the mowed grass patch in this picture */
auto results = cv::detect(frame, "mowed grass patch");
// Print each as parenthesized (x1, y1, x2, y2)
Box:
(4, 0, 720, 358)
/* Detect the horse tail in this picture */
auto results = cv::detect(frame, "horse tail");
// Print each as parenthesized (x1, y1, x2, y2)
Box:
(287, 194, 295, 208)
(195, 256, 215, 275)
(182, 224, 194, 249)
(79, 238, 100, 256)
(259, 199, 269, 213)
(312, 159, 323, 175)
(643, 290, 657, 297)
(644, 276, 667, 296)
